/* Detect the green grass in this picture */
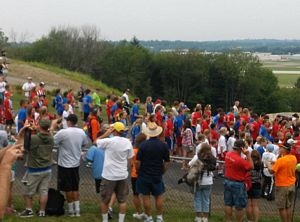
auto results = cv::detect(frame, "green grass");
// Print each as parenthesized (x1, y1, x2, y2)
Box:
(3, 201, 291, 222)
(262, 60, 300, 87)
(13, 60, 122, 98)
(274, 74, 300, 88)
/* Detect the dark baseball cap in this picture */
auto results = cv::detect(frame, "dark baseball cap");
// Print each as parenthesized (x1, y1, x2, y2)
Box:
(279, 142, 291, 152)
(233, 139, 245, 150)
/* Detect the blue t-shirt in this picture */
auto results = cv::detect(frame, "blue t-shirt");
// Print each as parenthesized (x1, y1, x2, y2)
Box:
(174, 116, 183, 136)
(85, 145, 105, 179)
(17, 108, 27, 131)
(130, 104, 139, 124)
(146, 103, 153, 114)
(131, 125, 140, 146)
(83, 95, 92, 114)
(257, 146, 265, 157)
(55, 95, 64, 113)
(259, 126, 268, 138)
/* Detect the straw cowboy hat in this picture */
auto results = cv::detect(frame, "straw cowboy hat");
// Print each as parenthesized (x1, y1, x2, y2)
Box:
(144, 122, 163, 138)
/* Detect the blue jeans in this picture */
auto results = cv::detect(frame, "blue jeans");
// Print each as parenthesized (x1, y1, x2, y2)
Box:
(224, 179, 247, 209)
(194, 185, 212, 213)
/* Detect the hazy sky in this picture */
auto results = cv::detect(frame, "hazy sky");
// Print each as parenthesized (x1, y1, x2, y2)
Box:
(2, 0, 300, 42)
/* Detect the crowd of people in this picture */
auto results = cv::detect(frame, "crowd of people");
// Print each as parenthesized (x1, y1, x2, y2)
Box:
(0, 71, 299, 222)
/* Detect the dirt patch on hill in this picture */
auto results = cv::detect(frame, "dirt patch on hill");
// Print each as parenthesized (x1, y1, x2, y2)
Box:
(6, 63, 83, 91)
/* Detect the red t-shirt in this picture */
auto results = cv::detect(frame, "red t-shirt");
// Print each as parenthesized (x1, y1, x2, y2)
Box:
(4, 98, 13, 120)
(225, 151, 251, 181)
(291, 140, 300, 163)
(156, 111, 163, 126)
(272, 123, 279, 138)
(192, 112, 201, 126)
(227, 113, 234, 123)
(210, 129, 219, 141)
(240, 115, 250, 123)
(165, 119, 174, 137)
(106, 100, 114, 116)
(251, 121, 260, 141)
(201, 120, 209, 133)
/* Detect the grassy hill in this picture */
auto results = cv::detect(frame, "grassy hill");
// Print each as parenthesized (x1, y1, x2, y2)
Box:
(7, 60, 122, 98)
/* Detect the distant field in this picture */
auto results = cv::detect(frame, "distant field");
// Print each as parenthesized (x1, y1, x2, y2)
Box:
(273, 73, 300, 88)
(263, 59, 300, 87)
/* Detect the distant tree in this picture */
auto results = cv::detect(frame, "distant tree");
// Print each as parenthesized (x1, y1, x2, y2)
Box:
(130, 36, 140, 47)
(295, 77, 300, 88)
(0, 29, 8, 49)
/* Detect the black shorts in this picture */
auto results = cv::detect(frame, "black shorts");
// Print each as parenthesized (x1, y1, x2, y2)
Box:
(5, 119, 14, 126)
(95, 179, 102, 193)
(131, 177, 139, 195)
(247, 183, 261, 199)
(83, 113, 89, 122)
(58, 166, 80, 192)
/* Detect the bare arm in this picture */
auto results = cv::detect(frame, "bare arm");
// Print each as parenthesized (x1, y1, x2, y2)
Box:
(0, 144, 24, 219)
(242, 147, 254, 170)
(163, 161, 170, 174)
(135, 160, 141, 173)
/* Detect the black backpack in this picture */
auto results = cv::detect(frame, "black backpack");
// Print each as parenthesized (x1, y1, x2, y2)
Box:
(45, 188, 65, 216)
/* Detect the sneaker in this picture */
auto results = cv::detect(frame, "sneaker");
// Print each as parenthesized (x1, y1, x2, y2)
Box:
(38, 211, 45, 217)
(86, 162, 92, 168)
(19, 209, 34, 218)
(68, 212, 75, 217)
(156, 217, 164, 222)
(75, 211, 80, 217)
(133, 213, 146, 220)
(108, 208, 113, 220)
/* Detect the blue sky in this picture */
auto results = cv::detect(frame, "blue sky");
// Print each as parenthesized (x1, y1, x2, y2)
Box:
(2, 0, 300, 42)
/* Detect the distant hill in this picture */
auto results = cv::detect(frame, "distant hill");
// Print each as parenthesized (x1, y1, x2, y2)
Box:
(133, 39, 300, 54)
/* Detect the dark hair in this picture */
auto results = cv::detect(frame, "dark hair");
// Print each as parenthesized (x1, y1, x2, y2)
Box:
(66, 114, 78, 125)
(183, 119, 191, 130)
(19, 98, 28, 106)
(135, 133, 147, 148)
(55, 89, 61, 95)
(85, 89, 91, 95)
(251, 150, 262, 170)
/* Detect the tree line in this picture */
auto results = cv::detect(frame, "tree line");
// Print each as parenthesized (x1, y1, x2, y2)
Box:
(6, 26, 300, 113)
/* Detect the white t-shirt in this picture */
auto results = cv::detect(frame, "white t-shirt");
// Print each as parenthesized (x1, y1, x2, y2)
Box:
(195, 124, 202, 140)
(189, 146, 216, 185)
(22, 82, 36, 97)
(141, 122, 147, 133)
(62, 111, 69, 129)
(96, 136, 134, 181)
(253, 142, 260, 150)
(241, 146, 253, 159)
(0, 81, 6, 93)
(227, 137, 236, 152)
(122, 93, 129, 104)
(54, 127, 88, 168)
(273, 144, 280, 157)
(218, 135, 227, 154)
(262, 152, 277, 177)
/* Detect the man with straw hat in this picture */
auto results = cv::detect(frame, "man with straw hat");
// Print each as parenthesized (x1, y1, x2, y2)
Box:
(136, 122, 170, 222)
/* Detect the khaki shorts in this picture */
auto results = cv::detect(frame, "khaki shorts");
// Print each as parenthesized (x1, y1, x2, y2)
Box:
(100, 178, 129, 205)
(24, 170, 52, 196)
(275, 185, 295, 209)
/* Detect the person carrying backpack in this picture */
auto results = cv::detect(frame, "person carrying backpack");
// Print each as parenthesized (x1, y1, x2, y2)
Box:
(19, 119, 54, 217)
(188, 143, 216, 222)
